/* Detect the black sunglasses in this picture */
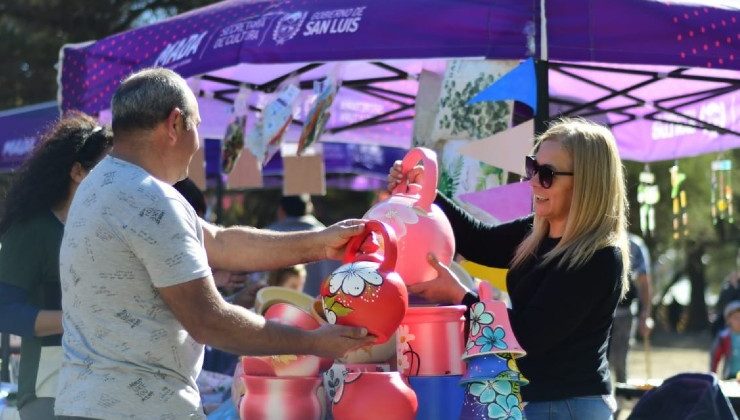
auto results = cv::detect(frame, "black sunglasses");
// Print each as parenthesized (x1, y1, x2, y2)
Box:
(525, 155, 573, 189)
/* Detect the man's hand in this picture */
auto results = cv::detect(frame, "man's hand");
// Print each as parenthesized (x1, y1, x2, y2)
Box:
(407, 253, 470, 304)
(306, 324, 376, 359)
(319, 219, 366, 261)
(387, 160, 424, 194)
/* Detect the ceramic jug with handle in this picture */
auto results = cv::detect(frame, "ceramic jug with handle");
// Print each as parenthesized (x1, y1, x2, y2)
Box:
(363, 147, 455, 285)
(319, 220, 408, 344)
(332, 371, 417, 420)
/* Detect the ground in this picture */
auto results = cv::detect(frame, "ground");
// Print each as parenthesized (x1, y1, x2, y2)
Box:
(617, 329, 713, 419)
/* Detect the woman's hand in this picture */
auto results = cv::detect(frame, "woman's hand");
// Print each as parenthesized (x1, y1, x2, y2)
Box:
(386, 160, 425, 194)
(407, 253, 471, 305)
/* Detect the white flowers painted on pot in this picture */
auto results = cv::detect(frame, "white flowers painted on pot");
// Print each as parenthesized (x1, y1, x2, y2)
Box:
(365, 203, 419, 237)
(328, 261, 384, 297)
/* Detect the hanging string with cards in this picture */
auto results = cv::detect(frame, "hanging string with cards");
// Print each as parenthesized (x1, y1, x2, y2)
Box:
(637, 163, 660, 238)
(669, 161, 688, 240)
(710, 153, 734, 229)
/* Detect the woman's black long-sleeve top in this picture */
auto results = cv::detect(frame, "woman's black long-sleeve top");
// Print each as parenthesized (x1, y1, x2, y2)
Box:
(436, 193, 622, 402)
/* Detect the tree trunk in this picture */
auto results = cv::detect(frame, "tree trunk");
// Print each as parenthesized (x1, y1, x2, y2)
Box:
(685, 240, 710, 332)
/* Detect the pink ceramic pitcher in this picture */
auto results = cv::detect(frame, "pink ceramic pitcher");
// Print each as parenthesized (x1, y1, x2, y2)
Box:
(320, 220, 408, 344)
(364, 147, 455, 285)
(332, 371, 418, 420)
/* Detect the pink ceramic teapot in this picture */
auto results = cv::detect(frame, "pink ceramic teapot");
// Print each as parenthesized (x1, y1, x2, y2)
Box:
(319, 220, 408, 344)
(364, 147, 455, 285)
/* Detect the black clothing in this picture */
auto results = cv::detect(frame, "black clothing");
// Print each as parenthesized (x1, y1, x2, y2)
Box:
(436, 193, 623, 402)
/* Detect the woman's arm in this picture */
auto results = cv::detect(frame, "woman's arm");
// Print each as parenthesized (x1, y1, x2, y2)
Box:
(0, 283, 63, 337)
(435, 192, 532, 267)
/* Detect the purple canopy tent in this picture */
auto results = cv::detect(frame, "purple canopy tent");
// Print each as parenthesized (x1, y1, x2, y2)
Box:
(0, 101, 58, 173)
(56, 0, 739, 168)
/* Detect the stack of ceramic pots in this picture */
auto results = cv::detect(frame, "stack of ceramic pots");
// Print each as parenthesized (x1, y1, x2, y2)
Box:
(234, 303, 332, 420)
(459, 299, 528, 420)
(316, 220, 417, 420)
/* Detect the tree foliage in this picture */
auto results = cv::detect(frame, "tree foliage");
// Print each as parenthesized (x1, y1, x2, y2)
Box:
(0, 0, 216, 110)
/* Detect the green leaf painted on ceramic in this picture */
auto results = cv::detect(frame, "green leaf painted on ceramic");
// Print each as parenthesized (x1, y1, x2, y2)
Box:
(330, 300, 354, 317)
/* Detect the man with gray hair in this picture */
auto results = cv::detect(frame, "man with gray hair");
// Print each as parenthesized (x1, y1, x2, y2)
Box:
(55, 67, 373, 419)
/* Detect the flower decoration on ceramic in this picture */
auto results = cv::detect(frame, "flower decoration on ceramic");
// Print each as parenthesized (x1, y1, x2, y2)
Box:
(363, 147, 455, 286)
(319, 220, 408, 344)
(460, 354, 528, 386)
(463, 300, 525, 360)
(460, 379, 525, 420)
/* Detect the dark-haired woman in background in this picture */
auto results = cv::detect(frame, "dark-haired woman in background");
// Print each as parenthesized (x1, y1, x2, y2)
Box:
(0, 112, 112, 419)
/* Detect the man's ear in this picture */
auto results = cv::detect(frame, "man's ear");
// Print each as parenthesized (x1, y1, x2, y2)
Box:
(166, 108, 182, 144)
(70, 162, 87, 184)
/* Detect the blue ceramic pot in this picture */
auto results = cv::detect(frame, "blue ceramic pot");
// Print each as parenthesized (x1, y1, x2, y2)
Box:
(408, 375, 464, 420)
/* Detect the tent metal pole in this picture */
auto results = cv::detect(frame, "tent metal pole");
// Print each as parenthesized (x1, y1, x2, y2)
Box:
(535, 59, 549, 134)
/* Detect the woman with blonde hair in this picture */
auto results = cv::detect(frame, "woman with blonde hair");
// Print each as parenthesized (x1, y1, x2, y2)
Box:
(388, 118, 629, 420)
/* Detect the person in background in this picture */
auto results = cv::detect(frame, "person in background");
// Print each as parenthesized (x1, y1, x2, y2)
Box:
(0, 112, 112, 420)
(267, 194, 341, 296)
(266, 264, 307, 291)
(712, 249, 740, 337)
(608, 233, 653, 385)
(54, 67, 373, 420)
(388, 118, 629, 420)
(711, 300, 740, 380)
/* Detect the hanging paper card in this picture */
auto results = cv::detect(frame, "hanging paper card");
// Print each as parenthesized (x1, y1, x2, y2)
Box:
(412, 69, 444, 149)
(246, 80, 301, 167)
(222, 114, 247, 174)
(226, 148, 263, 189)
(282, 143, 326, 196)
(297, 67, 341, 156)
(458, 182, 533, 225)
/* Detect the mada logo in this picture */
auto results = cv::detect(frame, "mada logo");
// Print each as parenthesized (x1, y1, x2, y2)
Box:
(272, 11, 307, 45)
(154, 31, 208, 67)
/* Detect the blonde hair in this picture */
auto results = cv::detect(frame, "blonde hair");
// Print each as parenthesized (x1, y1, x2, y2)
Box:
(267, 265, 307, 287)
(510, 117, 630, 298)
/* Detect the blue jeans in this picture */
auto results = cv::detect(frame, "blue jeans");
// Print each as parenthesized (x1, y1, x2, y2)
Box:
(525, 396, 614, 420)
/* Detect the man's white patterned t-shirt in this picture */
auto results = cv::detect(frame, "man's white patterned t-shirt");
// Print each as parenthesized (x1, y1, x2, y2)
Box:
(56, 156, 211, 419)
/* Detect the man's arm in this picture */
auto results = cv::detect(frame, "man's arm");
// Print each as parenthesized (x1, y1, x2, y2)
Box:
(201, 219, 365, 272)
(158, 275, 373, 358)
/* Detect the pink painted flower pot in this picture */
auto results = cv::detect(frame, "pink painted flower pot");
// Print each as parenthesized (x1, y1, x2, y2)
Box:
(363, 147, 455, 286)
(463, 300, 526, 360)
(332, 372, 418, 420)
(396, 305, 467, 376)
(239, 375, 324, 420)
(320, 220, 408, 344)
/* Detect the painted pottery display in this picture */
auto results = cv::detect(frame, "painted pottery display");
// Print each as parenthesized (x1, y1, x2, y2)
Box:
(396, 305, 466, 376)
(363, 147, 455, 286)
(459, 380, 524, 420)
(459, 354, 528, 385)
(332, 372, 418, 420)
(239, 375, 324, 420)
(320, 220, 408, 344)
(232, 358, 246, 407)
(462, 300, 526, 360)
(408, 375, 464, 420)
(264, 302, 321, 331)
